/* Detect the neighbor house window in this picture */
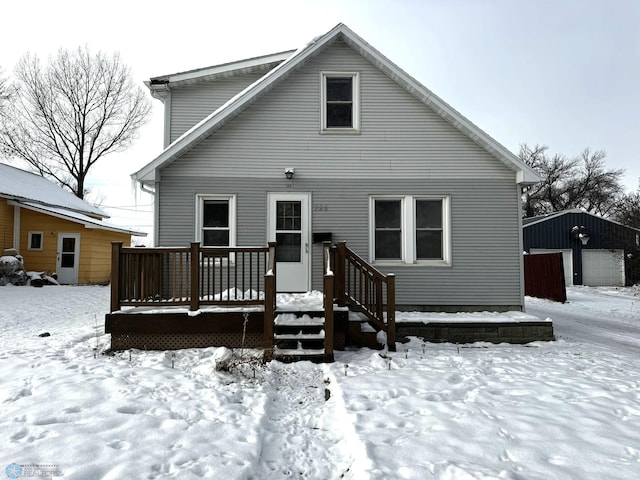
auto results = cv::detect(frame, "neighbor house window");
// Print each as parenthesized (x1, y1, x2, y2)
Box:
(321, 72, 360, 132)
(371, 196, 450, 266)
(28, 232, 43, 251)
(195, 195, 236, 247)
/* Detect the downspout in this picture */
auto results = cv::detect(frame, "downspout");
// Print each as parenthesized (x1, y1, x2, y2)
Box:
(138, 181, 159, 248)
(12, 204, 20, 252)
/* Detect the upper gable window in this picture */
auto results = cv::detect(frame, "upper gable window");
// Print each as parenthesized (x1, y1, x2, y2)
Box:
(321, 72, 360, 133)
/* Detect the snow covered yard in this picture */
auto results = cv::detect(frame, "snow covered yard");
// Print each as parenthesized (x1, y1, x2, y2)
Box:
(1, 286, 639, 479)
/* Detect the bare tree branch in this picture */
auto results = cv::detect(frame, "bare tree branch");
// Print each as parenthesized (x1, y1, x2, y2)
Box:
(520, 143, 624, 218)
(0, 46, 151, 199)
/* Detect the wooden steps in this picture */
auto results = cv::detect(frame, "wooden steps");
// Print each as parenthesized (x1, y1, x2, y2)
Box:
(273, 312, 328, 362)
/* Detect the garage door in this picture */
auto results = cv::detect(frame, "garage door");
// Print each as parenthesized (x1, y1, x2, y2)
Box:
(582, 249, 625, 286)
(530, 249, 573, 286)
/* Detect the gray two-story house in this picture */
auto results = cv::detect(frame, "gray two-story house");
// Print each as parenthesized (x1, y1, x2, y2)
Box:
(133, 23, 539, 312)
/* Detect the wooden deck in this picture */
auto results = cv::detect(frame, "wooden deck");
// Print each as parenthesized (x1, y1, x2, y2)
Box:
(106, 241, 397, 361)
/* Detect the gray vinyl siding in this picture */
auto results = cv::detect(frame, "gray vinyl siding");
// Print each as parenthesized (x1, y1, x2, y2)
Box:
(169, 72, 266, 142)
(158, 176, 522, 308)
(163, 39, 514, 181)
(156, 39, 524, 308)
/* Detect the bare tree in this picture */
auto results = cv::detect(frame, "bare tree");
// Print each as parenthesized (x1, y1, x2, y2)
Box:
(520, 144, 624, 217)
(0, 47, 151, 199)
(0, 67, 10, 116)
(614, 189, 640, 229)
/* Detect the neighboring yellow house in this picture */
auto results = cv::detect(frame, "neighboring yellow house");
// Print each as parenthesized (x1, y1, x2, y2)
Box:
(0, 163, 146, 284)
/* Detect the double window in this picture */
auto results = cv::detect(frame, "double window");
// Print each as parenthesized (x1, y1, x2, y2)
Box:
(371, 196, 451, 265)
(321, 72, 360, 132)
(195, 195, 236, 247)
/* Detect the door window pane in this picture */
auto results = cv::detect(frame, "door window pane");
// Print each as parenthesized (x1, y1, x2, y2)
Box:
(277, 201, 301, 230)
(61, 254, 74, 268)
(276, 233, 301, 262)
(62, 237, 76, 252)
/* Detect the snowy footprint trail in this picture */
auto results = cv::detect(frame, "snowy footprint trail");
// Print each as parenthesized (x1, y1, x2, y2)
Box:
(249, 361, 366, 479)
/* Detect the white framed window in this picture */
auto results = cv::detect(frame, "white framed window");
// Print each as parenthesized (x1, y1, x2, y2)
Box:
(28, 231, 43, 251)
(320, 71, 360, 133)
(195, 195, 236, 247)
(370, 195, 451, 266)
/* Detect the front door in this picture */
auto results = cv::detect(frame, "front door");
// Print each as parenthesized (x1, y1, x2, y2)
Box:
(267, 193, 311, 292)
(56, 233, 80, 284)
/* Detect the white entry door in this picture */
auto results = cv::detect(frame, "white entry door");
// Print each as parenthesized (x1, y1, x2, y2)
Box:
(267, 193, 311, 292)
(57, 233, 80, 284)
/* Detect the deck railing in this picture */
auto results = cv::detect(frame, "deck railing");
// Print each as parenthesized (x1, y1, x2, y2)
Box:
(110, 242, 277, 313)
(331, 241, 396, 351)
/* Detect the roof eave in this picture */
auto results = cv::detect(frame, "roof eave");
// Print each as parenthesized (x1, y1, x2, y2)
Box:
(147, 50, 296, 88)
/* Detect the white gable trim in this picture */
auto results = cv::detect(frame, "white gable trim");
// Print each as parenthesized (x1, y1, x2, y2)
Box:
(135, 23, 540, 186)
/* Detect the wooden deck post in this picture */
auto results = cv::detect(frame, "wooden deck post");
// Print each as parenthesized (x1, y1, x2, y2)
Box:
(110, 242, 122, 313)
(264, 242, 277, 361)
(336, 241, 346, 307)
(190, 242, 200, 311)
(386, 273, 396, 352)
(323, 272, 335, 362)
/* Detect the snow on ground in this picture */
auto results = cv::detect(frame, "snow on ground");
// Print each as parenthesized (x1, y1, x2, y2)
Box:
(1, 285, 639, 479)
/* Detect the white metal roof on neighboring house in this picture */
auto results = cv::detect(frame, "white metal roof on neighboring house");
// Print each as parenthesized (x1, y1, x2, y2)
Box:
(135, 23, 541, 187)
(0, 163, 108, 218)
(15, 201, 146, 236)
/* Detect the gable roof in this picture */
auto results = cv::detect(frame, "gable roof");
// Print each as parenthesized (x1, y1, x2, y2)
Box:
(0, 163, 107, 218)
(134, 23, 540, 186)
(523, 209, 640, 232)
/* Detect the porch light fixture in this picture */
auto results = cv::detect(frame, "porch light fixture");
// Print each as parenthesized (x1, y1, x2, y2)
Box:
(284, 167, 295, 180)
(571, 225, 590, 246)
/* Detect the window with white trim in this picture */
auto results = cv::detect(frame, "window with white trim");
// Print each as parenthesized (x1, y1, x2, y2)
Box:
(28, 231, 43, 251)
(370, 195, 451, 265)
(321, 72, 360, 132)
(195, 195, 236, 247)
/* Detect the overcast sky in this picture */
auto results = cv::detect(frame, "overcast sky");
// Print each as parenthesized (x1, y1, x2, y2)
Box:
(2, 0, 639, 232)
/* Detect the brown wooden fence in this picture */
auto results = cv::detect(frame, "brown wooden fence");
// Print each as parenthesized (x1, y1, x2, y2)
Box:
(524, 252, 567, 302)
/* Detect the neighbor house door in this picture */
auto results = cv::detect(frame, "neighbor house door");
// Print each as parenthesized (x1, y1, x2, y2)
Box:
(267, 193, 311, 292)
(56, 233, 80, 284)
